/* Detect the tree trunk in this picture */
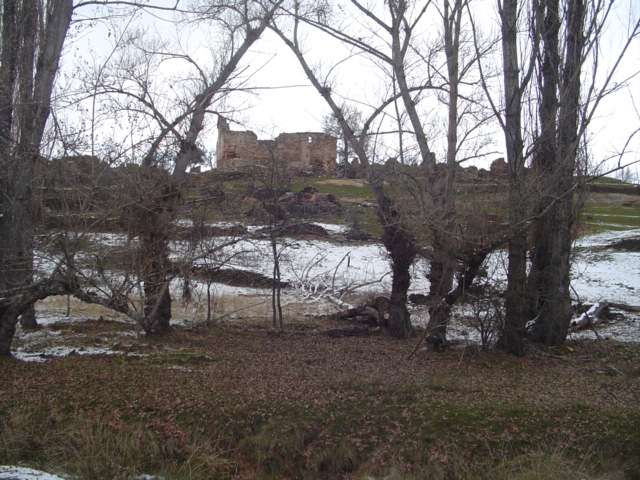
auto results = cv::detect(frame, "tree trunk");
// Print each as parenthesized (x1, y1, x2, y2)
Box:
(0, 310, 18, 356)
(19, 305, 37, 329)
(527, 0, 560, 318)
(499, 219, 528, 355)
(422, 0, 463, 348)
(530, 0, 585, 345)
(530, 203, 572, 344)
(0, 0, 73, 350)
(425, 234, 455, 346)
(497, 0, 528, 355)
(383, 219, 416, 338)
(140, 224, 172, 334)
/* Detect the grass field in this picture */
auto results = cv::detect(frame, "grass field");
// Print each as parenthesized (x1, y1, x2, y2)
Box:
(2, 321, 639, 480)
(581, 195, 640, 233)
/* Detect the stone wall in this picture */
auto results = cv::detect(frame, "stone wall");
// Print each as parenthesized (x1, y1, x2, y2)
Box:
(216, 117, 336, 174)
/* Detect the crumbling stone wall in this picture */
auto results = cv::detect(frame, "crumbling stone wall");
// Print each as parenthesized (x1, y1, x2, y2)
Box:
(216, 117, 336, 174)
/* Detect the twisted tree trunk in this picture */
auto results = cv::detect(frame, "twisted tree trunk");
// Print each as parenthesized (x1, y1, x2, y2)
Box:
(141, 228, 173, 334)
(383, 219, 416, 338)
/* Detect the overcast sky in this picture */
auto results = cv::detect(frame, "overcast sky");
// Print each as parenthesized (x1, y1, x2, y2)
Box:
(61, 0, 640, 176)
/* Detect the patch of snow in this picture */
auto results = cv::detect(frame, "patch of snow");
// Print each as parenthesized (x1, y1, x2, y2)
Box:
(13, 346, 140, 363)
(589, 213, 640, 218)
(0, 466, 66, 480)
(16, 328, 62, 342)
(29, 313, 85, 327)
(584, 222, 638, 229)
(311, 222, 349, 234)
(206, 221, 245, 229)
(572, 251, 638, 305)
(174, 219, 248, 230)
(569, 316, 640, 343)
(174, 218, 194, 227)
(82, 232, 131, 248)
(575, 228, 640, 248)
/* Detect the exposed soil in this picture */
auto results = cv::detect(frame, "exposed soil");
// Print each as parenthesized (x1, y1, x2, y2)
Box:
(190, 266, 289, 289)
(609, 237, 640, 252)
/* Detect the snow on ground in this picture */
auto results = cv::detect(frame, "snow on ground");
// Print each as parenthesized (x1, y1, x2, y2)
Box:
(572, 228, 640, 305)
(184, 236, 429, 294)
(174, 219, 349, 235)
(584, 222, 639, 229)
(0, 466, 65, 480)
(13, 346, 140, 363)
(95, 226, 639, 324)
(569, 316, 639, 342)
(24, 225, 638, 348)
(312, 222, 349, 234)
(571, 251, 638, 304)
(13, 308, 142, 362)
(575, 228, 640, 248)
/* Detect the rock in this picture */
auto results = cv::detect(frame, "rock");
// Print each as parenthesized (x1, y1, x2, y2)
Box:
(281, 222, 329, 237)
(278, 187, 342, 217)
(256, 222, 330, 238)
(345, 228, 373, 241)
(336, 296, 391, 328)
(608, 237, 640, 252)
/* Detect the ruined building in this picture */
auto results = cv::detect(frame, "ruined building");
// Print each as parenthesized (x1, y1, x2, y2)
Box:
(216, 117, 337, 174)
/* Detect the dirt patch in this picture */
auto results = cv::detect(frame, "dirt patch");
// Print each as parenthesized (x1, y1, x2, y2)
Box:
(190, 266, 289, 289)
(255, 222, 330, 238)
(609, 237, 640, 251)
(315, 178, 367, 187)
(588, 192, 640, 205)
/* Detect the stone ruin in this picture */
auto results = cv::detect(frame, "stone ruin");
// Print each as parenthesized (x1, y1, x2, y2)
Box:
(216, 117, 337, 175)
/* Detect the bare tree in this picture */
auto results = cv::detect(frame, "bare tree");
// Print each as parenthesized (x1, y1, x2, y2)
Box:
(493, 0, 532, 355)
(86, 0, 283, 334)
(0, 0, 281, 355)
(321, 104, 370, 172)
(474, 0, 640, 352)
(271, 1, 422, 338)
(272, 0, 497, 342)
(0, 0, 74, 355)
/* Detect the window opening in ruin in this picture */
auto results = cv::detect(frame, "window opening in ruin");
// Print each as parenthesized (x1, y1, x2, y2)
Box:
(226, 146, 237, 159)
(308, 136, 312, 144)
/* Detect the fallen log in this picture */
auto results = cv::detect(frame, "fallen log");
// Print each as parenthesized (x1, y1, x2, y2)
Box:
(608, 302, 640, 314)
(336, 297, 391, 327)
(570, 302, 609, 330)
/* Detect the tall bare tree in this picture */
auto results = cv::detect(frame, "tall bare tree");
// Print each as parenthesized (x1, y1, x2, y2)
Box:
(488, 0, 639, 352)
(0, 0, 74, 354)
(273, 0, 496, 342)
(494, 0, 531, 355)
(85, 0, 282, 334)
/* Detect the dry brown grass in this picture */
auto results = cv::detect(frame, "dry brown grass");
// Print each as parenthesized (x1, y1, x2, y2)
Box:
(314, 179, 368, 187)
(2, 320, 639, 479)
